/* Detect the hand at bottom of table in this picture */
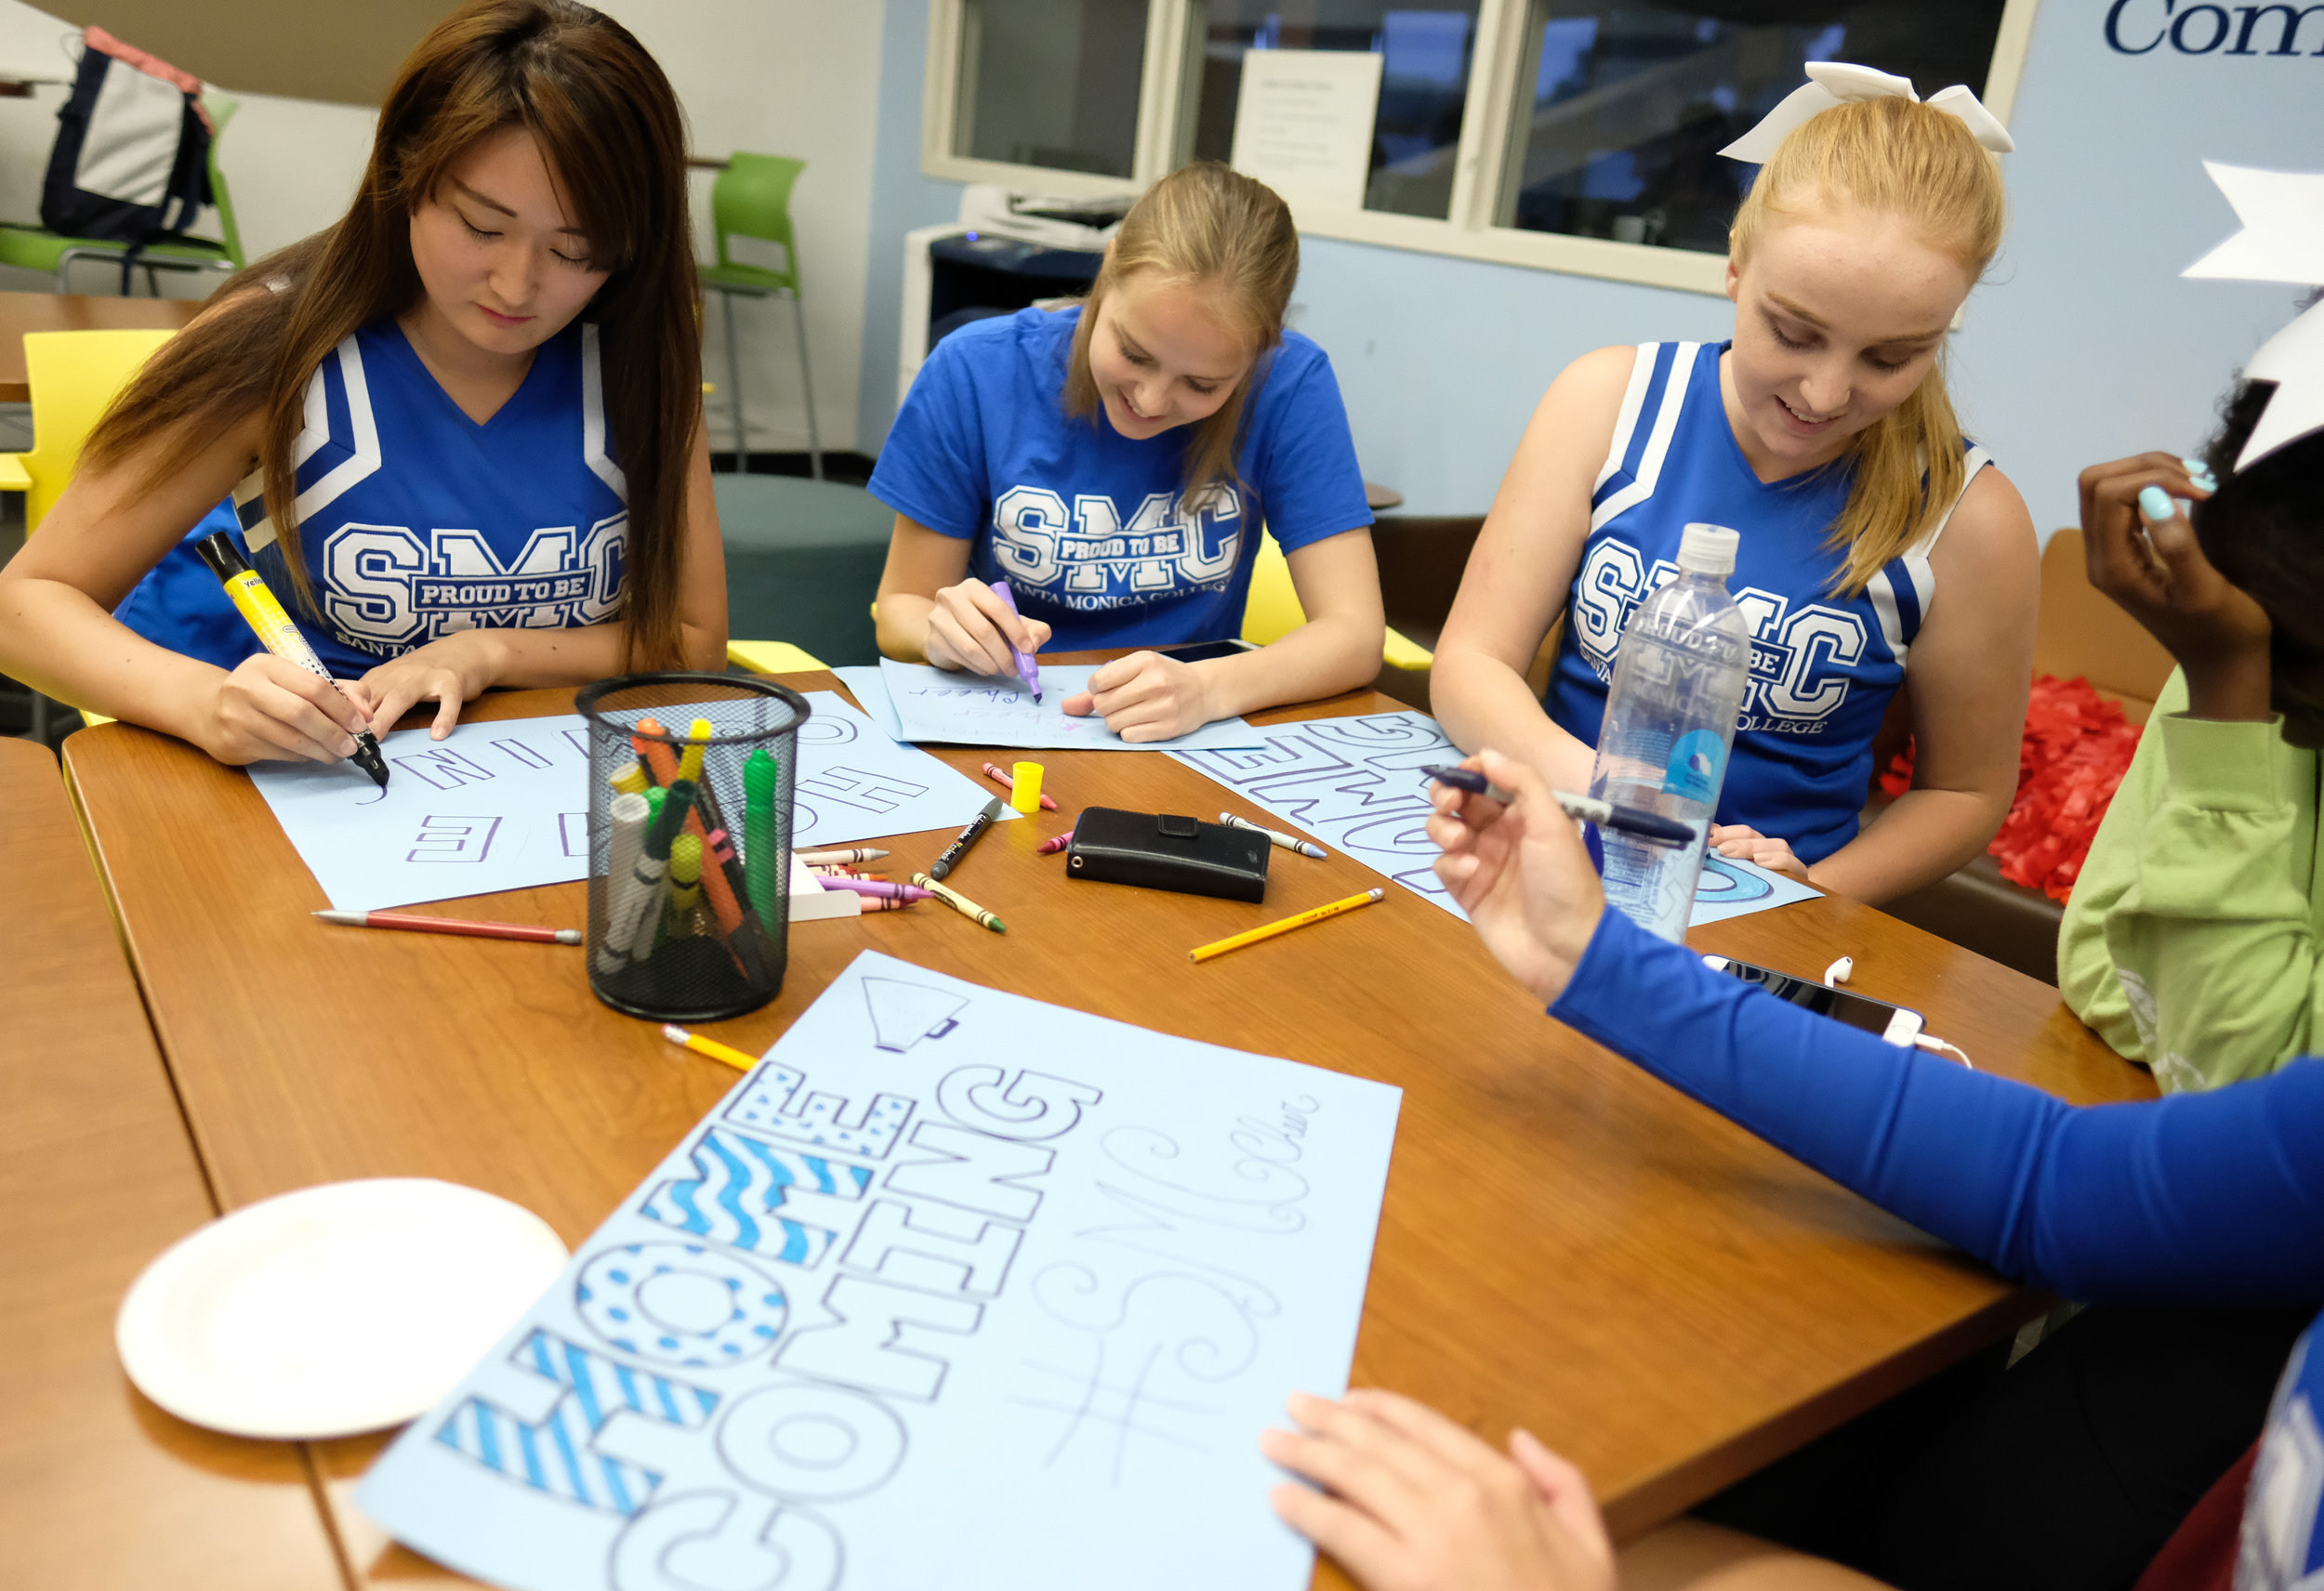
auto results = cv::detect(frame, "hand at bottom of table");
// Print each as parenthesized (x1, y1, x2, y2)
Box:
(1262, 1387, 1616, 1591)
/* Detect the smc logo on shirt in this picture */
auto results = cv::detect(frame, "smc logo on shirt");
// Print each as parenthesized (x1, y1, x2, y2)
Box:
(1571, 540, 1870, 733)
(989, 484, 1241, 612)
(320, 516, 627, 656)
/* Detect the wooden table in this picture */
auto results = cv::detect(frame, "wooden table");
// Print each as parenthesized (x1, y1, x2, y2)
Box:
(59, 672, 2152, 1586)
(0, 737, 347, 1588)
(0, 290, 204, 401)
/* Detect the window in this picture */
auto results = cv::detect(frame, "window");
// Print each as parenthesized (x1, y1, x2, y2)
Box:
(1189, 2, 1485, 221)
(922, 0, 2040, 292)
(952, 0, 1151, 179)
(1499, 2, 2011, 254)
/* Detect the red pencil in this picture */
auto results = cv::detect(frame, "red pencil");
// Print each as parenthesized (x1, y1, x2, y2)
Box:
(314, 910, 580, 945)
(982, 761, 1059, 810)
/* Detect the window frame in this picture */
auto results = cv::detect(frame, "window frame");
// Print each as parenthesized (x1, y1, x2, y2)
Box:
(922, 0, 2043, 296)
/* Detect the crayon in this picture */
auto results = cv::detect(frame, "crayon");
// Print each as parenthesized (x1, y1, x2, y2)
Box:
(1220, 811, 1327, 861)
(799, 848, 889, 865)
(983, 761, 1058, 810)
(858, 894, 912, 913)
(817, 877, 936, 901)
(1037, 830, 1075, 856)
(911, 872, 1007, 933)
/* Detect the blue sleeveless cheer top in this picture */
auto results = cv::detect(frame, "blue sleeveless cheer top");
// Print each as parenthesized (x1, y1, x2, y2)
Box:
(1544, 340, 1989, 863)
(115, 317, 629, 680)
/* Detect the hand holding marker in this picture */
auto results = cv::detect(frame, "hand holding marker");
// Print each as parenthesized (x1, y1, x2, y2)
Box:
(1421, 763, 1695, 847)
(989, 580, 1043, 700)
(196, 532, 389, 787)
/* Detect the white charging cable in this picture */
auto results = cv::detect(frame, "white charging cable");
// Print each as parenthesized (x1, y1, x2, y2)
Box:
(1914, 1033, 1977, 1070)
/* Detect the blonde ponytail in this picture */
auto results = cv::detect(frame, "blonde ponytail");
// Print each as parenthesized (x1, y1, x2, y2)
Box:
(1063, 162, 1299, 506)
(1728, 95, 2005, 597)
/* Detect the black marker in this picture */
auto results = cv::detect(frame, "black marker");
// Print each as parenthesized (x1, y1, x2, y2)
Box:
(930, 797, 1005, 880)
(1420, 763, 1696, 848)
(196, 533, 389, 789)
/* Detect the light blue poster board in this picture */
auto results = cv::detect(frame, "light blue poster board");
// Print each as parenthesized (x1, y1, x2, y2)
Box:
(359, 950, 1403, 1591)
(247, 694, 1013, 913)
(848, 660, 1265, 751)
(1167, 710, 1820, 927)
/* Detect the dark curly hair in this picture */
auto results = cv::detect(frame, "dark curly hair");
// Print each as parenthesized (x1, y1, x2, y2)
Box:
(2192, 374, 2324, 610)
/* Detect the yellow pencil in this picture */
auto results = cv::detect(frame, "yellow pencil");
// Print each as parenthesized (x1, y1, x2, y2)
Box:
(661, 1023, 759, 1072)
(1189, 888, 1385, 964)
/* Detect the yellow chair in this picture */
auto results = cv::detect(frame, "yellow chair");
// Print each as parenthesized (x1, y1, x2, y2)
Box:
(1241, 526, 1433, 671)
(726, 639, 827, 673)
(0, 329, 178, 733)
(0, 328, 178, 532)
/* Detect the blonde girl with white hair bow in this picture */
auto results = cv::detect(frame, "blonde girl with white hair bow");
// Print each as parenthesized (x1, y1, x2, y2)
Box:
(1432, 64, 2040, 908)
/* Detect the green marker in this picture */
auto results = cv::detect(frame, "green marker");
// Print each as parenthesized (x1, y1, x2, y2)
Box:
(745, 747, 779, 931)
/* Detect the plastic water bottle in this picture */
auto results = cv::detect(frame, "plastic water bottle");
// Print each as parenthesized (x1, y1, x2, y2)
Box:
(1588, 522, 1750, 941)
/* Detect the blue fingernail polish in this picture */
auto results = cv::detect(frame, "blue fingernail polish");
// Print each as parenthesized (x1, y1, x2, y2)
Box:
(2182, 457, 2219, 492)
(2138, 485, 2173, 522)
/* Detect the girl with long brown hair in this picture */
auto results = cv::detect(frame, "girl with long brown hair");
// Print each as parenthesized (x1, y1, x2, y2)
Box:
(0, 0, 723, 768)
(870, 161, 1383, 743)
(1432, 66, 2040, 906)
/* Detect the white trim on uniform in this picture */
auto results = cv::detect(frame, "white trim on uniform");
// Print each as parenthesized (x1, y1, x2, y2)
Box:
(1591, 343, 1659, 496)
(581, 323, 627, 503)
(1591, 342, 1700, 532)
(1865, 445, 1993, 670)
(242, 335, 383, 551)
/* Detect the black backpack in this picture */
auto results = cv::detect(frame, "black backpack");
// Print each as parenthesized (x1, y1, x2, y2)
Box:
(39, 26, 216, 292)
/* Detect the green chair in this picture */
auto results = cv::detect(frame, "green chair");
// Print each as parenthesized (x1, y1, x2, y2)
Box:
(0, 92, 244, 296)
(701, 152, 819, 480)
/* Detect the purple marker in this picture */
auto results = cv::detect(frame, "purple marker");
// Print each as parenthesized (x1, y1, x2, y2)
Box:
(989, 579, 1042, 701)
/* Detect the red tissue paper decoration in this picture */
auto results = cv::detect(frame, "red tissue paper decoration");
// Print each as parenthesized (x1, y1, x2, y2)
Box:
(1878, 675, 2143, 902)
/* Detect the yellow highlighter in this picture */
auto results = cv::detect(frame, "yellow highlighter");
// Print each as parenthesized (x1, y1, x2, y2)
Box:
(195, 531, 389, 789)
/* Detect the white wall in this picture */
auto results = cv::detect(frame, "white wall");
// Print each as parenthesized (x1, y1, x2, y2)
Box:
(601, 0, 884, 457)
(865, 0, 2324, 535)
(0, 0, 885, 454)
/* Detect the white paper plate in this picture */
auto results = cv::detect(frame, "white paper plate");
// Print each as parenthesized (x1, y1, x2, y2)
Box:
(116, 1177, 568, 1440)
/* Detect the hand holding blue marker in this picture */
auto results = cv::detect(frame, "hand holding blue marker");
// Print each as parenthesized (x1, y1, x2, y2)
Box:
(1421, 763, 1695, 847)
(989, 579, 1042, 702)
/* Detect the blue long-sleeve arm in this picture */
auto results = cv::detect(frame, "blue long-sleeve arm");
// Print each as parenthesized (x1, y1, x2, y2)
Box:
(1548, 909, 2324, 1305)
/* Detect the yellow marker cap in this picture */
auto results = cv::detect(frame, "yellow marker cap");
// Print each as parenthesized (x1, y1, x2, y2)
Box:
(678, 717, 713, 784)
(609, 765, 650, 796)
(1010, 760, 1044, 815)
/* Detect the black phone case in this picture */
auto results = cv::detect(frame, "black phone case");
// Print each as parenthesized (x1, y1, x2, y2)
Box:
(1065, 808, 1270, 901)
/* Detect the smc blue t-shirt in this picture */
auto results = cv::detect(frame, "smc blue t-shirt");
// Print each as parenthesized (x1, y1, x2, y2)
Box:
(115, 316, 629, 679)
(1545, 341, 1991, 863)
(868, 304, 1373, 651)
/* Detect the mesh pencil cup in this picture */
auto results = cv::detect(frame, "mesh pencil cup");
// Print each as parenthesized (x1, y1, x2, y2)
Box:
(576, 673, 807, 1021)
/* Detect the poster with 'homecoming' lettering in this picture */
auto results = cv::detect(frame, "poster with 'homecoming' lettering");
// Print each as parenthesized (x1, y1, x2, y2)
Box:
(358, 951, 1403, 1591)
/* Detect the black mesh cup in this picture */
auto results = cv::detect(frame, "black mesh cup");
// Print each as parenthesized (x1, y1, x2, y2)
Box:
(576, 673, 808, 1021)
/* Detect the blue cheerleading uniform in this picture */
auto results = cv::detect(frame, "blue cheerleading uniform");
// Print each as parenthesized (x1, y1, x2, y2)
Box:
(868, 305, 1374, 652)
(1544, 340, 1990, 862)
(1552, 907, 2324, 1587)
(115, 317, 629, 679)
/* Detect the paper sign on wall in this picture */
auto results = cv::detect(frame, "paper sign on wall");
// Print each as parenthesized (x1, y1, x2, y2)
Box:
(359, 950, 1403, 1591)
(1228, 47, 1383, 211)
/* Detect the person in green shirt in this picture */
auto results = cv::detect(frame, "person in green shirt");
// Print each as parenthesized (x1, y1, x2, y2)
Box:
(2059, 372, 2324, 1090)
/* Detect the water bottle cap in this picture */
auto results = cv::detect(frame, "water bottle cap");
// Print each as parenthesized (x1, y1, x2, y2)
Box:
(1676, 523, 1738, 574)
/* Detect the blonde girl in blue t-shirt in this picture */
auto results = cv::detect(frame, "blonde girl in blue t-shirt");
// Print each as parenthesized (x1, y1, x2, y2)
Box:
(870, 162, 1385, 743)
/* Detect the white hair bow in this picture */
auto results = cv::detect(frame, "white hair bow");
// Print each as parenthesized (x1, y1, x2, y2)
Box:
(1718, 61, 2014, 165)
(2184, 161, 2324, 470)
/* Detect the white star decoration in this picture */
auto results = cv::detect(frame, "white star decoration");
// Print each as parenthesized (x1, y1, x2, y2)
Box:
(2185, 162, 2324, 283)
(2185, 161, 2324, 469)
